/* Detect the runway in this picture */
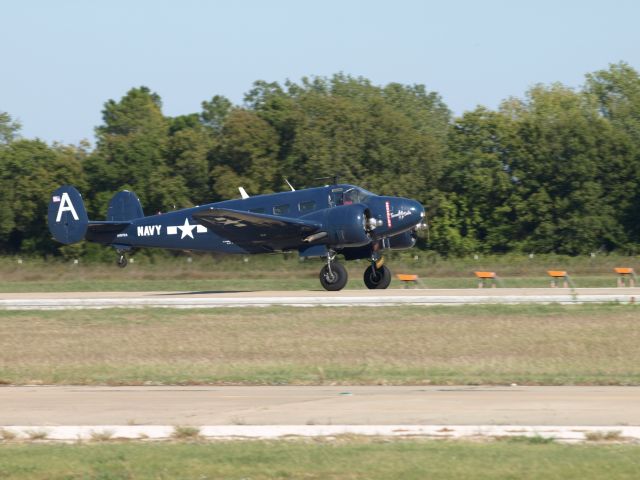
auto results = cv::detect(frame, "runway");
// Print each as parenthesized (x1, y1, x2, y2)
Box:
(2, 385, 639, 442)
(1, 287, 640, 309)
(2, 385, 639, 426)
(3, 290, 638, 441)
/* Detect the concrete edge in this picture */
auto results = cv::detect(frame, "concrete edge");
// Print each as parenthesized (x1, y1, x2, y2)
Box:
(1, 295, 639, 309)
(1, 425, 639, 443)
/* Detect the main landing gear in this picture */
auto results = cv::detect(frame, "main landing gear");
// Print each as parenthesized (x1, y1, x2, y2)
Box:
(319, 251, 348, 291)
(363, 259, 391, 290)
(318, 251, 392, 291)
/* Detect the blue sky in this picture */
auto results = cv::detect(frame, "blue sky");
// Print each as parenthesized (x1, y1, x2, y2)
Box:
(2, 0, 639, 144)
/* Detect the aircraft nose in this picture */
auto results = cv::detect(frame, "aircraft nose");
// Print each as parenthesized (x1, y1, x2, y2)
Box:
(372, 196, 425, 234)
(412, 200, 425, 220)
(391, 198, 425, 230)
(408, 199, 425, 226)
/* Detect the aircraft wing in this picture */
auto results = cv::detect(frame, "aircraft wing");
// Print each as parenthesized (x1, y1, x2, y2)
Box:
(193, 208, 322, 247)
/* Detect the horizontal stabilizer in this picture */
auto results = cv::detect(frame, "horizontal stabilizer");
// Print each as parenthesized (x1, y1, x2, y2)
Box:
(87, 221, 131, 234)
(83, 221, 131, 244)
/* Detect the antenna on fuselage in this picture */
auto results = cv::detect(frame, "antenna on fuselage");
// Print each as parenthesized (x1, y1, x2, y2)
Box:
(314, 174, 341, 186)
(238, 187, 250, 199)
(284, 178, 296, 191)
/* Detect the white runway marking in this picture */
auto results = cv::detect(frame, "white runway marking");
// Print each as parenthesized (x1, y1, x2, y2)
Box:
(1, 288, 640, 309)
(2, 425, 639, 443)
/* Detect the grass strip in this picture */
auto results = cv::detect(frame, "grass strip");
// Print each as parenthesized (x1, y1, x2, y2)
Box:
(0, 254, 635, 291)
(1, 304, 639, 385)
(0, 440, 639, 480)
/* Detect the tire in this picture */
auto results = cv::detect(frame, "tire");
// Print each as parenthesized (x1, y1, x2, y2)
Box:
(117, 255, 128, 268)
(319, 262, 348, 291)
(364, 264, 391, 289)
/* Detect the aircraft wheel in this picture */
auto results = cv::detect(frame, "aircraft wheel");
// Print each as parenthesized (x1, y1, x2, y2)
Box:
(319, 262, 348, 291)
(117, 254, 128, 268)
(364, 264, 391, 289)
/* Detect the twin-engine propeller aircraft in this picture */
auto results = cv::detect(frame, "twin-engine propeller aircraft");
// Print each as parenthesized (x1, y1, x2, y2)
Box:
(48, 181, 425, 291)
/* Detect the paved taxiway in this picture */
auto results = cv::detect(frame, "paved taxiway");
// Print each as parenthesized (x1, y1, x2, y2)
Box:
(2, 287, 640, 308)
(2, 386, 639, 426)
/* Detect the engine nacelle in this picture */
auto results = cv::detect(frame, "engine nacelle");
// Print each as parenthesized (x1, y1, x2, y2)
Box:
(386, 230, 417, 250)
(324, 204, 371, 247)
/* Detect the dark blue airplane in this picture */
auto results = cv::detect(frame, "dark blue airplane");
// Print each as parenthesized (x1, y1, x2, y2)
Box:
(47, 182, 425, 290)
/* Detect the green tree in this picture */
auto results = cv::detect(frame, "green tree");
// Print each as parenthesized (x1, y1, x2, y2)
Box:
(585, 62, 640, 248)
(200, 95, 232, 133)
(0, 111, 21, 144)
(6, 68, 640, 258)
(210, 108, 280, 199)
(246, 74, 450, 207)
(435, 107, 518, 254)
(0, 140, 87, 254)
(503, 84, 626, 254)
(167, 117, 214, 205)
(85, 87, 189, 217)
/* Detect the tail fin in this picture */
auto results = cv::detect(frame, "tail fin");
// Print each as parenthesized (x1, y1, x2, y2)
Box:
(48, 185, 89, 244)
(107, 190, 144, 221)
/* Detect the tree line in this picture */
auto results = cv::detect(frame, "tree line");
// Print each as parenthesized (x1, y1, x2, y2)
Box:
(1, 62, 639, 258)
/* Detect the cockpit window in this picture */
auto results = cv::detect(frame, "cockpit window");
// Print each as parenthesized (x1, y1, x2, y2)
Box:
(343, 187, 372, 205)
(329, 186, 372, 207)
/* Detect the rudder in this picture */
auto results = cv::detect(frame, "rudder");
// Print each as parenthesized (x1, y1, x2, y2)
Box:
(48, 186, 89, 244)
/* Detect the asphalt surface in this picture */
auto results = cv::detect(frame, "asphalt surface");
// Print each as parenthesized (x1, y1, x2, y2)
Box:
(2, 385, 639, 426)
(2, 287, 640, 308)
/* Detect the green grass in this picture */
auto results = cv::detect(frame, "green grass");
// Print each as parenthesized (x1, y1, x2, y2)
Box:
(0, 253, 637, 291)
(0, 440, 639, 479)
(1, 304, 639, 385)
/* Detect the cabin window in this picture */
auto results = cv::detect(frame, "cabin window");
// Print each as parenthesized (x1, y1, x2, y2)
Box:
(273, 204, 289, 215)
(249, 207, 265, 214)
(299, 200, 316, 213)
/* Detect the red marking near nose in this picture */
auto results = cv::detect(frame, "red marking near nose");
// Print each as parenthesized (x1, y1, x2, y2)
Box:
(385, 201, 392, 228)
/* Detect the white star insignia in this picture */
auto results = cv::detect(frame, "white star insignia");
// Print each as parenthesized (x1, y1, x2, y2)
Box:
(178, 218, 196, 239)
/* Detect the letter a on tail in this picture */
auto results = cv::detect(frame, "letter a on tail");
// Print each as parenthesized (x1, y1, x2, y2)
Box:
(55, 192, 80, 222)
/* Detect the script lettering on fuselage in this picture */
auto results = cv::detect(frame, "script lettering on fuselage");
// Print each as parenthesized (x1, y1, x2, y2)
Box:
(391, 209, 412, 220)
(137, 225, 162, 237)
